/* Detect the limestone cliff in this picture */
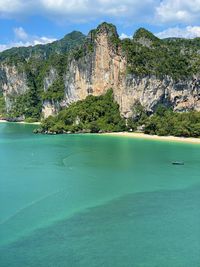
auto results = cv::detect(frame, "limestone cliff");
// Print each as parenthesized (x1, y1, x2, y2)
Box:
(0, 22, 200, 119)
(57, 23, 200, 118)
(62, 24, 127, 115)
(0, 64, 29, 112)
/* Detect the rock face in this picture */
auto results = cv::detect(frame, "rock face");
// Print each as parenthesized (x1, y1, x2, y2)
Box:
(60, 24, 200, 118)
(121, 75, 200, 117)
(62, 24, 127, 116)
(0, 23, 200, 119)
(42, 100, 60, 119)
(42, 68, 59, 118)
(0, 64, 28, 112)
(43, 67, 58, 92)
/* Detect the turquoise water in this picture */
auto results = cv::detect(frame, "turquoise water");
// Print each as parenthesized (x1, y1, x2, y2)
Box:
(0, 123, 200, 267)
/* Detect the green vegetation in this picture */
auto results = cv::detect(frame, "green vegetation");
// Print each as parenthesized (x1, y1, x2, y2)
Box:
(97, 22, 120, 50)
(127, 103, 200, 138)
(4, 51, 69, 119)
(8, 65, 42, 120)
(133, 28, 160, 43)
(38, 89, 126, 133)
(127, 101, 148, 131)
(144, 108, 200, 137)
(0, 94, 6, 117)
(0, 31, 86, 64)
(122, 29, 200, 80)
(38, 96, 200, 137)
(41, 79, 65, 101)
(8, 89, 42, 120)
(24, 117, 39, 123)
(0, 23, 200, 125)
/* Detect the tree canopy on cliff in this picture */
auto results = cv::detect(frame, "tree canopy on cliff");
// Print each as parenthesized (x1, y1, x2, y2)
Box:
(127, 103, 200, 138)
(0, 22, 200, 122)
(144, 107, 200, 137)
(122, 28, 200, 80)
(38, 89, 126, 134)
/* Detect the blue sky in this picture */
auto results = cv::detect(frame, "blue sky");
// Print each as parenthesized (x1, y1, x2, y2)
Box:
(0, 0, 200, 51)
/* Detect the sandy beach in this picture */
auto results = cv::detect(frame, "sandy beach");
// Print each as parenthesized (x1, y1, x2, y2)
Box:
(0, 120, 200, 144)
(18, 121, 41, 125)
(104, 132, 200, 144)
(0, 119, 41, 125)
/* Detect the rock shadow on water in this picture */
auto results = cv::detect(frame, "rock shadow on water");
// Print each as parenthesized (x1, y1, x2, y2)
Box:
(1, 185, 200, 267)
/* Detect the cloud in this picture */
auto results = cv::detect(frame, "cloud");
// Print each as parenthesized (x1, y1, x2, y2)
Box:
(0, 0, 36, 18)
(1, 0, 200, 51)
(0, 0, 158, 22)
(156, 0, 200, 24)
(0, 44, 9, 52)
(156, 26, 200, 39)
(0, 27, 56, 52)
(1, 0, 200, 26)
(0, 0, 23, 14)
(14, 27, 28, 40)
(119, 33, 132, 39)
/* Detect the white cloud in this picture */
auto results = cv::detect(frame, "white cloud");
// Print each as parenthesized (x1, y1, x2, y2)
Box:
(31, 36, 56, 45)
(1, 0, 200, 51)
(0, 0, 158, 22)
(0, 44, 9, 52)
(38, 0, 156, 17)
(119, 33, 132, 39)
(1, 0, 200, 25)
(14, 27, 28, 40)
(156, 0, 200, 24)
(0, 0, 37, 18)
(156, 26, 200, 39)
(0, 27, 56, 52)
(0, 0, 23, 14)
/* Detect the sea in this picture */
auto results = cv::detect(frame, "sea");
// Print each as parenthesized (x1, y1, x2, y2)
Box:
(0, 122, 200, 267)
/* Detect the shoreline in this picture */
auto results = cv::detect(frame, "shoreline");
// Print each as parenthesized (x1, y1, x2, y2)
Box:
(0, 119, 41, 125)
(0, 120, 200, 144)
(103, 132, 200, 144)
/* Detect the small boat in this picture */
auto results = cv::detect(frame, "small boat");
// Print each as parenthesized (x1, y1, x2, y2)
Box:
(172, 161, 184, 165)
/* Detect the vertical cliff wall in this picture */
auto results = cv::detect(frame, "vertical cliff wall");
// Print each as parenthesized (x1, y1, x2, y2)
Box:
(0, 64, 29, 112)
(59, 23, 200, 118)
(0, 23, 200, 120)
(60, 24, 127, 116)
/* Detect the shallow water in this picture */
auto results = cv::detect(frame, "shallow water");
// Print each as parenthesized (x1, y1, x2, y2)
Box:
(0, 123, 200, 266)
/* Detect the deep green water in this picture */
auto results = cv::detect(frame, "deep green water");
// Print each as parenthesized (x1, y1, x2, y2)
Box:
(0, 122, 200, 267)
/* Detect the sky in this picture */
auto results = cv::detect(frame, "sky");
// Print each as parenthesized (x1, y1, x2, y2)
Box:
(0, 0, 200, 51)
